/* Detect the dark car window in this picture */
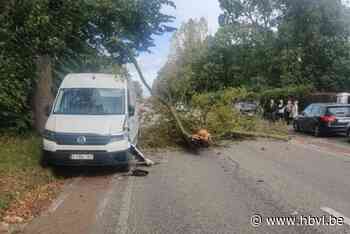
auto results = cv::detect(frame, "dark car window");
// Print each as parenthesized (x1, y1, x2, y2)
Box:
(312, 105, 323, 117)
(326, 106, 350, 117)
(303, 105, 313, 116)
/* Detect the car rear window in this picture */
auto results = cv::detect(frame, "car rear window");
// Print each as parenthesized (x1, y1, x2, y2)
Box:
(327, 106, 350, 117)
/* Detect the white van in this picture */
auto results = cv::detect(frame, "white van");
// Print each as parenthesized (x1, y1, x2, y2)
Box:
(337, 93, 350, 104)
(42, 73, 139, 169)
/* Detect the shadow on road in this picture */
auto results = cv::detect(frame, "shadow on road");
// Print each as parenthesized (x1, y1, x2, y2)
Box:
(51, 166, 127, 179)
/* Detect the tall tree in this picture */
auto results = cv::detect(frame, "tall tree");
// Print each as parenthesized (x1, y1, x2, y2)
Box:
(1, 0, 175, 132)
(277, 0, 350, 90)
(154, 18, 209, 103)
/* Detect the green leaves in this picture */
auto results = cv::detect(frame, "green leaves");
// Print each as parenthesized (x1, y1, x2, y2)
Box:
(277, 0, 350, 91)
(154, 18, 209, 103)
(155, 0, 350, 118)
(94, 0, 176, 63)
(201, 0, 350, 93)
(0, 0, 175, 132)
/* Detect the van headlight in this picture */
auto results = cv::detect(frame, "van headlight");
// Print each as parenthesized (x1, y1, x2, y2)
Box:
(110, 132, 129, 143)
(43, 129, 56, 142)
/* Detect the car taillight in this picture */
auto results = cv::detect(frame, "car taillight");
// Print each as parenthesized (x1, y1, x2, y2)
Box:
(320, 115, 336, 123)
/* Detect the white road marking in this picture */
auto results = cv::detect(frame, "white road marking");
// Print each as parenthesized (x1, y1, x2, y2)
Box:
(291, 210, 298, 216)
(115, 177, 134, 234)
(95, 180, 115, 220)
(47, 177, 82, 213)
(321, 207, 350, 226)
(48, 193, 69, 213)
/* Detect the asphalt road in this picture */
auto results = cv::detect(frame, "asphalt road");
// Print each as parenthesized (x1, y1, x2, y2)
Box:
(23, 133, 350, 234)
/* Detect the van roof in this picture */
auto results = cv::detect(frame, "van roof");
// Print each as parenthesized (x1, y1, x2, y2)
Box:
(337, 93, 350, 96)
(60, 73, 127, 89)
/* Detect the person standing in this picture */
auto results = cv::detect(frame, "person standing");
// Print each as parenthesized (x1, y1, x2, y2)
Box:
(285, 100, 293, 125)
(292, 100, 299, 120)
(277, 100, 285, 121)
(268, 99, 277, 121)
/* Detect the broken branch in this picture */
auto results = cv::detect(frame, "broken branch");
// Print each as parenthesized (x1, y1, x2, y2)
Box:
(128, 52, 193, 145)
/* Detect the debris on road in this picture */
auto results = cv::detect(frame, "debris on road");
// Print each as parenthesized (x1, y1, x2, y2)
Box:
(130, 144, 155, 167)
(131, 169, 149, 177)
(192, 129, 212, 147)
(224, 130, 290, 142)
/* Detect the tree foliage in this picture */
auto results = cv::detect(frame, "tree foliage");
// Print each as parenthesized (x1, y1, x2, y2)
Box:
(155, 0, 350, 106)
(0, 0, 175, 132)
(153, 18, 210, 103)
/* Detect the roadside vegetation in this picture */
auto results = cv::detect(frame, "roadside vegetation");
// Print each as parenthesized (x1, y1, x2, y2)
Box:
(139, 89, 289, 150)
(0, 0, 175, 225)
(0, 134, 62, 222)
(149, 0, 350, 147)
(139, 100, 185, 149)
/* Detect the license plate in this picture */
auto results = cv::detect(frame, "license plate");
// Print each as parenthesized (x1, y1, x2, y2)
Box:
(71, 154, 94, 160)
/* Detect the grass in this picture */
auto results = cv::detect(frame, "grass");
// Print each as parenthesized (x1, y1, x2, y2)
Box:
(0, 134, 59, 219)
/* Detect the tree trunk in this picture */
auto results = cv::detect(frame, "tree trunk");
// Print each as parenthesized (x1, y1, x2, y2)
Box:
(32, 55, 54, 133)
(128, 53, 193, 144)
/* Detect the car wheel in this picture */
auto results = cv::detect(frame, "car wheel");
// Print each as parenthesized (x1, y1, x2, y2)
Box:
(314, 126, 322, 137)
(118, 163, 130, 173)
(40, 153, 50, 168)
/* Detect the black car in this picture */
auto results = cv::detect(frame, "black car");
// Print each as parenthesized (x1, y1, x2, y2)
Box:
(293, 103, 350, 137)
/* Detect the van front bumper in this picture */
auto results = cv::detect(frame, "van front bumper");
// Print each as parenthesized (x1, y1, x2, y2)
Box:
(43, 150, 131, 166)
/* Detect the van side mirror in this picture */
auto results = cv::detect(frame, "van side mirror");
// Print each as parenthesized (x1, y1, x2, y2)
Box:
(45, 104, 52, 116)
(128, 106, 135, 116)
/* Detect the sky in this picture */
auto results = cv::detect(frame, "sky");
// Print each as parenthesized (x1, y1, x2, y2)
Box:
(128, 0, 222, 92)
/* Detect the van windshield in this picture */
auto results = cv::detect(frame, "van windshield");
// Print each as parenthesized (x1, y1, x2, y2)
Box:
(53, 88, 125, 115)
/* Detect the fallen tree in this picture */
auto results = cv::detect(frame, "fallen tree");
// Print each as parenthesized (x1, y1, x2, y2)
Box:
(128, 52, 290, 148)
(128, 53, 194, 146)
(219, 130, 290, 142)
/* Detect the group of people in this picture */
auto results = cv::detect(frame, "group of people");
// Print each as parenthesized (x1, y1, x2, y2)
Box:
(266, 99, 299, 124)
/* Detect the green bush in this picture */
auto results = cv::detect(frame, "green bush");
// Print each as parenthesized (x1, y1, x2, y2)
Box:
(188, 88, 274, 138)
(0, 53, 36, 133)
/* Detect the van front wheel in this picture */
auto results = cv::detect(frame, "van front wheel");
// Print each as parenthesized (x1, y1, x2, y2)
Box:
(40, 151, 50, 168)
(118, 163, 130, 173)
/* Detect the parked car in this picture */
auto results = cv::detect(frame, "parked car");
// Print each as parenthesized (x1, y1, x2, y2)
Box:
(293, 103, 350, 137)
(234, 102, 258, 116)
(42, 73, 139, 170)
